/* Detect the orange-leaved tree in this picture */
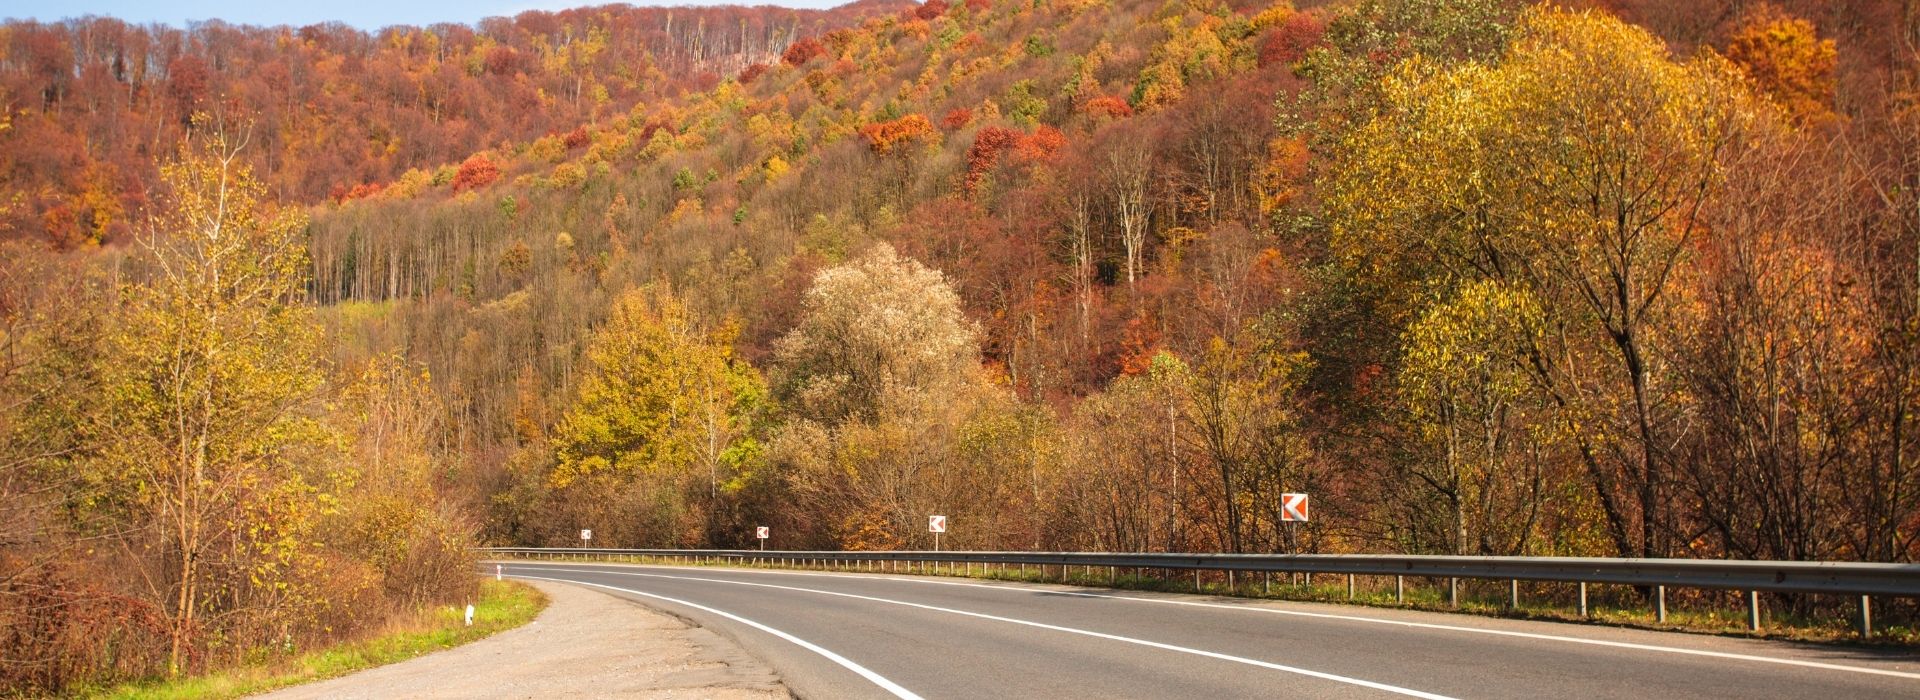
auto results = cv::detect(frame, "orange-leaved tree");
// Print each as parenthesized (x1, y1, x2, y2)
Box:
(1724, 5, 1837, 125)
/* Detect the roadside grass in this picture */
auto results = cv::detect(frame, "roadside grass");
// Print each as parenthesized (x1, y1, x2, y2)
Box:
(84, 579, 547, 700)
(501, 554, 1915, 646)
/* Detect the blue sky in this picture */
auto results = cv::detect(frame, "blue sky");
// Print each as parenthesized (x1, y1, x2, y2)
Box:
(7, 0, 848, 30)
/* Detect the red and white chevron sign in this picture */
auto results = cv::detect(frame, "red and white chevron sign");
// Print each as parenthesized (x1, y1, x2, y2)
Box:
(929, 515, 947, 533)
(1280, 493, 1310, 522)
(755, 526, 769, 540)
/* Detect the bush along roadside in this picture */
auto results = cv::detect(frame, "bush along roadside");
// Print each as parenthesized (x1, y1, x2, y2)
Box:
(82, 579, 547, 700)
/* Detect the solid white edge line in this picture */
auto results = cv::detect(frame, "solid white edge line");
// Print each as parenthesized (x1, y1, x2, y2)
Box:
(496, 561, 1920, 682)
(886, 577, 1920, 682)
(510, 566, 1455, 700)
(508, 573, 922, 700)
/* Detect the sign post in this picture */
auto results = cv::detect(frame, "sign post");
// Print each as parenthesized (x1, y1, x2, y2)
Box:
(929, 515, 947, 551)
(756, 526, 769, 550)
(1280, 493, 1309, 555)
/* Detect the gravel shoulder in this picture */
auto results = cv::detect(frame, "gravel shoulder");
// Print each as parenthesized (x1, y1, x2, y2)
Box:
(255, 580, 789, 699)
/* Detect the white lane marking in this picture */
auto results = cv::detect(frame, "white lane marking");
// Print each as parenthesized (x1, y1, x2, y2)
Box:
(509, 573, 922, 700)
(886, 578, 1920, 682)
(508, 566, 1454, 699)
(498, 561, 1920, 682)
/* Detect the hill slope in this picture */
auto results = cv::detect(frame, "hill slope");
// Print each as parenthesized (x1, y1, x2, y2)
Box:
(0, 1, 911, 246)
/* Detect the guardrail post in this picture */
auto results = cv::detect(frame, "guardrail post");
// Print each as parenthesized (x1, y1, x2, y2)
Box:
(1655, 585, 1667, 623)
(1578, 582, 1589, 617)
(1509, 579, 1518, 609)
(1347, 574, 1355, 600)
(1860, 595, 1873, 638)
(1228, 570, 1235, 591)
(1194, 568, 1201, 592)
(1395, 575, 1404, 604)
(1747, 591, 1762, 632)
(1448, 578, 1458, 607)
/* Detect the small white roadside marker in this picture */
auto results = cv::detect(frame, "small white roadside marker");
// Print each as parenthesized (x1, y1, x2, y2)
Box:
(465, 604, 475, 626)
(496, 564, 503, 581)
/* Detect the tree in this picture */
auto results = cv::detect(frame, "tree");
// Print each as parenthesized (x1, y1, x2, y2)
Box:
(1185, 328, 1315, 554)
(1397, 280, 1552, 555)
(859, 114, 936, 156)
(332, 355, 477, 605)
(451, 154, 502, 192)
(548, 286, 767, 544)
(772, 243, 978, 424)
(782, 37, 825, 66)
(1096, 123, 1155, 292)
(1323, 7, 1753, 558)
(770, 244, 1010, 549)
(1068, 353, 1193, 552)
(84, 130, 334, 675)
(1293, 0, 1514, 135)
(1673, 122, 1879, 561)
(1724, 6, 1836, 125)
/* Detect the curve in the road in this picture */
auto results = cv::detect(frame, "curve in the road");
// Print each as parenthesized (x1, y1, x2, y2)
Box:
(523, 571, 1455, 699)
(514, 574, 921, 699)
(498, 561, 1920, 699)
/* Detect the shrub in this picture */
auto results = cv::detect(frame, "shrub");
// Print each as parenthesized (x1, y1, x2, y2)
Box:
(782, 37, 825, 67)
(451, 155, 501, 192)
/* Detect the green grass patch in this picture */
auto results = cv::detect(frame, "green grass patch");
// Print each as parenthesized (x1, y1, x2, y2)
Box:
(85, 579, 547, 700)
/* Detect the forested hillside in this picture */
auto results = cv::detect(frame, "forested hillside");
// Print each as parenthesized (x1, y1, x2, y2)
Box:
(4, 0, 1920, 692)
(0, 0, 909, 247)
(295, 0, 1920, 562)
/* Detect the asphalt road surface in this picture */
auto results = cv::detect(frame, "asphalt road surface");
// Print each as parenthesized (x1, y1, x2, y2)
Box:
(492, 560, 1920, 699)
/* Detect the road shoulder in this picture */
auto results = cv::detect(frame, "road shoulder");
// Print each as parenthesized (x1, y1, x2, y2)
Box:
(255, 579, 788, 699)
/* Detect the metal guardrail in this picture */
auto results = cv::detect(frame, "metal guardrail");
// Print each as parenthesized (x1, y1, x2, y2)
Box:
(478, 547, 1920, 597)
(481, 547, 1920, 635)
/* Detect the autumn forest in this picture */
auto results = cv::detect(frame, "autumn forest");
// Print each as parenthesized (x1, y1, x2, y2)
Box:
(4, 0, 1920, 691)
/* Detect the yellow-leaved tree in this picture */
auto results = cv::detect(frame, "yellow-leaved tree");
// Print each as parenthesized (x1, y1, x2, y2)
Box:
(1725, 6, 1837, 126)
(1324, 7, 1759, 558)
(84, 126, 339, 675)
(547, 286, 767, 546)
(1397, 280, 1552, 555)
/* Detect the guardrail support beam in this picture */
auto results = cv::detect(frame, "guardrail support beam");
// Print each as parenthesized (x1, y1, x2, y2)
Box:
(1747, 590, 1762, 632)
(1578, 581, 1589, 617)
(1860, 595, 1872, 638)
(1655, 585, 1667, 623)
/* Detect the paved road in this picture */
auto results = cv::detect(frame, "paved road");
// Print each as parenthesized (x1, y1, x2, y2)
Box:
(493, 561, 1920, 699)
